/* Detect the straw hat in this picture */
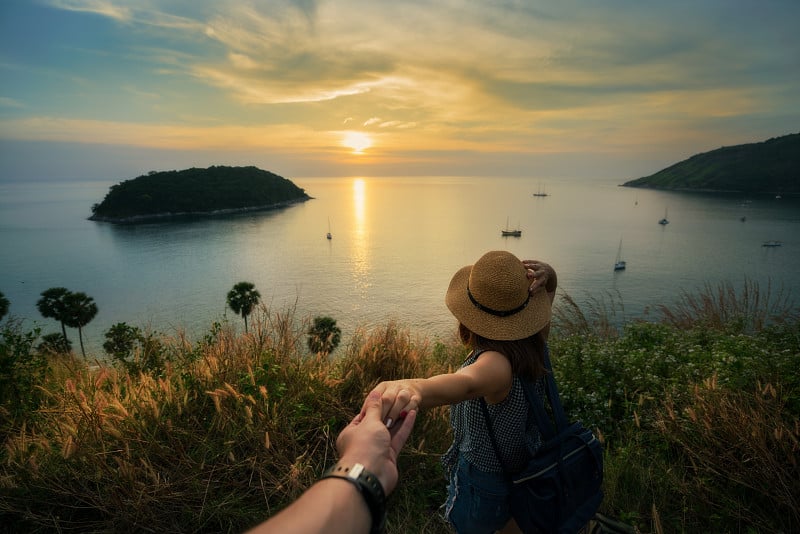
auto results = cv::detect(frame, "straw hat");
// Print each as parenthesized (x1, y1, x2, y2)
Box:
(445, 250, 551, 341)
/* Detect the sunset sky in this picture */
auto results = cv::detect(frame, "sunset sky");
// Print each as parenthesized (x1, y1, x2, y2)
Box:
(1, 0, 798, 182)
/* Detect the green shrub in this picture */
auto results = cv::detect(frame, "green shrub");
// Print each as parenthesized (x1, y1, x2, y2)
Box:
(0, 281, 797, 533)
(0, 321, 48, 421)
(37, 332, 72, 355)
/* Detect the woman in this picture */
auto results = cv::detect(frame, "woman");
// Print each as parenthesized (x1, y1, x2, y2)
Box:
(367, 250, 557, 534)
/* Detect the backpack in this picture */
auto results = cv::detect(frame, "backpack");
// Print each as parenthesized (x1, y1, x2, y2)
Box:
(481, 347, 604, 534)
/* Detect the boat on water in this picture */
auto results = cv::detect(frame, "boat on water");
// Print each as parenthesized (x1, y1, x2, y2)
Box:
(532, 183, 549, 197)
(762, 240, 782, 247)
(614, 238, 626, 271)
(501, 218, 522, 237)
(658, 207, 669, 225)
(326, 217, 332, 239)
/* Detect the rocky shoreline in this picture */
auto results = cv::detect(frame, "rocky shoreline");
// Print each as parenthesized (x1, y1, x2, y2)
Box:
(619, 184, 793, 195)
(88, 197, 312, 224)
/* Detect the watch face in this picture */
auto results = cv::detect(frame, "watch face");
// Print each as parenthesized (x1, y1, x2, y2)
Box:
(348, 463, 365, 479)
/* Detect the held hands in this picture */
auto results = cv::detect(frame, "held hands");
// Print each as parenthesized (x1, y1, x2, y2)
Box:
(245, 392, 416, 533)
(338, 390, 417, 496)
(365, 379, 422, 431)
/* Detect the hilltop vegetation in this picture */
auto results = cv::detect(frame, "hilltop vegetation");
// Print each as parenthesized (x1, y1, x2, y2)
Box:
(1, 282, 798, 533)
(89, 166, 311, 223)
(622, 132, 800, 194)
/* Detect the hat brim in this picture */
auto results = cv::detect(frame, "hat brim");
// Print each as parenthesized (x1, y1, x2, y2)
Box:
(445, 264, 552, 341)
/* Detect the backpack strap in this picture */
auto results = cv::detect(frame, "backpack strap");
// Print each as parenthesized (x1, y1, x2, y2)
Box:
(480, 343, 567, 473)
(524, 345, 569, 441)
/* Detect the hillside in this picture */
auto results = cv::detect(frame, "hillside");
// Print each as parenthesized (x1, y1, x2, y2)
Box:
(89, 166, 311, 223)
(621, 133, 800, 194)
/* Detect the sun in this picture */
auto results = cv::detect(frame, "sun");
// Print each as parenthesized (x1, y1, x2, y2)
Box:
(342, 131, 373, 154)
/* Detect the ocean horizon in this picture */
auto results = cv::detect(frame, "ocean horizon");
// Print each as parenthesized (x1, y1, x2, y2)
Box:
(1, 175, 798, 356)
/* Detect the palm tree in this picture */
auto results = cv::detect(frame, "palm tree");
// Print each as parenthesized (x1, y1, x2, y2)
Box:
(307, 315, 342, 355)
(0, 291, 9, 322)
(36, 287, 71, 342)
(227, 282, 261, 333)
(62, 291, 98, 358)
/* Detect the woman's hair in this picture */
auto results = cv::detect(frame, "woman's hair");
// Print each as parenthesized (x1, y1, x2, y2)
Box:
(458, 323, 547, 381)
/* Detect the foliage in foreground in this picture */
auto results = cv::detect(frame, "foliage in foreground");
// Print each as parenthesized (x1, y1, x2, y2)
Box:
(0, 310, 455, 533)
(551, 282, 799, 533)
(0, 282, 798, 533)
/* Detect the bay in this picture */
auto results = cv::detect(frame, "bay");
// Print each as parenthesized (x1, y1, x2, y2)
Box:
(1, 176, 798, 355)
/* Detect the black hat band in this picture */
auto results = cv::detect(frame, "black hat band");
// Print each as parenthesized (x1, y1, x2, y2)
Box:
(467, 286, 530, 317)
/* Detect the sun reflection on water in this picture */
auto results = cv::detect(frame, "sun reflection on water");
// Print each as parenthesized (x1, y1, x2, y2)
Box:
(351, 178, 370, 294)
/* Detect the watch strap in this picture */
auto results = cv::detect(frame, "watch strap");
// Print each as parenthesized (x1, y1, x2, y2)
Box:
(321, 462, 386, 533)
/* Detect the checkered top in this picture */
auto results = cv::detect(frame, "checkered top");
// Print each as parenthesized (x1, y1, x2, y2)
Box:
(442, 349, 544, 475)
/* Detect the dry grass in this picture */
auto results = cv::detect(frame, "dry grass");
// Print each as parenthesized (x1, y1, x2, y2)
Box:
(1, 280, 798, 533)
(1, 310, 337, 532)
(553, 290, 630, 339)
(657, 278, 798, 332)
(655, 376, 800, 533)
(0, 311, 459, 533)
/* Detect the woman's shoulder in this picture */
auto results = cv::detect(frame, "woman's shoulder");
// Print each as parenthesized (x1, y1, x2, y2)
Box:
(463, 349, 514, 379)
(472, 349, 511, 367)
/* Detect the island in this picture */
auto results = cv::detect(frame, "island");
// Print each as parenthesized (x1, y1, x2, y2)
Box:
(621, 132, 799, 194)
(89, 166, 312, 223)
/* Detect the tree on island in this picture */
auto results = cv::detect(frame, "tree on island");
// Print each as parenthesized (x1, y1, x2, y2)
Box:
(63, 292, 98, 358)
(89, 166, 311, 223)
(227, 282, 261, 334)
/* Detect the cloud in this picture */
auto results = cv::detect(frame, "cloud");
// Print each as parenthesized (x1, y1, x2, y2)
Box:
(228, 52, 260, 70)
(0, 116, 334, 151)
(5, 0, 799, 178)
(47, 0, 132, 22)
(376, 120, 417, 129)
(190, 64, 376, 104)
(0, 97, 25, 109)
(46, 0, 205, 31)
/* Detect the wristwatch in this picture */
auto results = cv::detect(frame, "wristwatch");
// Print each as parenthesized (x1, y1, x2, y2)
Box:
(321, 462, 387, 533)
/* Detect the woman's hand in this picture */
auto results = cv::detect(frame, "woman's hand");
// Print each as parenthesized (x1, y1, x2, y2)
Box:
(365, 380, 422, 429)
(337, 390, 417, 496)
(523, 259, 556, 294)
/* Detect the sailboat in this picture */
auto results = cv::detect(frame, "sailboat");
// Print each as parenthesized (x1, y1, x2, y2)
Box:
(326, 217, 332, 240)
(614, 239, 626, 271)
(532, 183, 549, 197)
(501, 217, 522, 237)
(658, 207, 669, 225)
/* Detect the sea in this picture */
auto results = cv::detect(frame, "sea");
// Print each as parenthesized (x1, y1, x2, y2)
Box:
(1, 175, 798, 355)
